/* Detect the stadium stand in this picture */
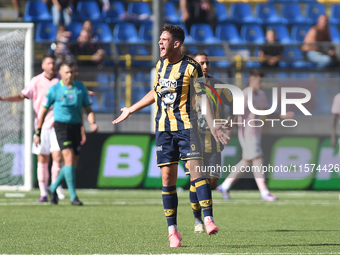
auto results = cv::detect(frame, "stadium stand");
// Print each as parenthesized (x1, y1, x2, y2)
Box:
(240, 24, 265, 44)
(93, 23, 113, 43)
(266, 24, 292, 44)
(305, 2, 326, 24)
(330, 4, 340, 25)
(103, 1, 126, 24)
(281, 3, 307, 24)
(127, 1, 151, 23)
(230, 3, 259, 24)
(139, 22, 153, 42)
(23, 1, 52, 22)
(190, 23, 218, 43)
(215, 23, 243, 44)
(66, 22, 83, 42)
(113, 22, 140, 43)
(291, 24, 311, 42)
(75, 0, 102, 22)
(35, 22, 57, 42)
(213, 2, 229, 24)
(164, 2, 181, 24)
(256, 3, 283, 25)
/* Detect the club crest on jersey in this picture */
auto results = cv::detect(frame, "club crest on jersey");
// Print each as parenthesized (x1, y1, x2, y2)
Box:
(191, 144, 196, 151)
(173, 72, 181, 80)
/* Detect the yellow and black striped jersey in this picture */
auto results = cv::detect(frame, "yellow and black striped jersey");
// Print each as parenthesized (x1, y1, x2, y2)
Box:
(153, 55, 205, 132)
(195, 75, 233, 153)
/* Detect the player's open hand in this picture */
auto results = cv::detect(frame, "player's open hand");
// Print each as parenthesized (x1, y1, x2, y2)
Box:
(212, 126, 230, 145)
(112, 107, 131, 125)
(33, 136, 41, 147)
(90, 123, 98, 133)
(280, 111, 295, 119)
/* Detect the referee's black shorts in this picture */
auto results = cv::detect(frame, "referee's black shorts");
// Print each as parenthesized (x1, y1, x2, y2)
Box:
(54, 121, 82, 155)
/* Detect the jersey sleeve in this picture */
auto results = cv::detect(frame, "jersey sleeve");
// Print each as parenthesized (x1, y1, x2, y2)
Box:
(332, 93, 340, 114)
(21, 76, 37, 99)
(81, 83, 92, 107)
(192, 65, 205, 96)
(42, 87, 55, 109)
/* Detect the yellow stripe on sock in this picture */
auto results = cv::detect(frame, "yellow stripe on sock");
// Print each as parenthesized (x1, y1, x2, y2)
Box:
(195, 179, 209, 188)
(190, 185, 196, 192)
(191, 202, 201, 211)
(162, 190, 177, 195)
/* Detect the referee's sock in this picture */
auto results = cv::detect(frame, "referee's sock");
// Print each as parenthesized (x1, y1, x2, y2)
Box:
(194, 178, 213, 217)
(50, 167, 65, 193)
(64, 165, 77, 201)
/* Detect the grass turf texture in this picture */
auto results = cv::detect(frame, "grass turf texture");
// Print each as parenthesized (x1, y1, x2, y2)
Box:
(0, 190, 340, 254)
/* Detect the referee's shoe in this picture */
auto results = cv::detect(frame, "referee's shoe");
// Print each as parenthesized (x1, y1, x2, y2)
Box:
(71, 197, 83, 206)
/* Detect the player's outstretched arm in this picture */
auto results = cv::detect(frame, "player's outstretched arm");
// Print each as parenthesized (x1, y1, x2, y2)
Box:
(85, 106, 98, 133)
(112, 90, 155, 124)
(0, 93, 25, 102)
(34, 107, 49, 147)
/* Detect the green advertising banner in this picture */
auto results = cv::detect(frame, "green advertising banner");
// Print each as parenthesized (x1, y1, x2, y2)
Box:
(144, 138, 190, 188)
(268, 137, 319, 190)
(97, 134, 151, 188)
(313, 138, 340, 190)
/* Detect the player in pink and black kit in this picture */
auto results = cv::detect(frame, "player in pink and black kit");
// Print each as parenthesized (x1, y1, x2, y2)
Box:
(0, 54, 64, 202)
(217, 70, 294, 201)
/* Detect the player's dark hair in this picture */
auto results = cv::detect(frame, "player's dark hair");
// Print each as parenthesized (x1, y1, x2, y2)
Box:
(42, 53, 56, 63)
(249, 69, 264, 78)
(161, 24, 185, 44)
(59, 61, 74, 69)
(192, 52, 208, 58)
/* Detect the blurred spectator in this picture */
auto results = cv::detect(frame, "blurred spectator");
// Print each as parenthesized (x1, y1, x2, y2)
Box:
(11, 0, 22, 18)
(259, 29, 283, 68)
(50, 24, 76, 68)
(51, 0, 73, 26)
(180, 0, 217, 33)
(302, 14, 337, 69)
(70, 29, 106, 67)
(81, 20, 99, 42)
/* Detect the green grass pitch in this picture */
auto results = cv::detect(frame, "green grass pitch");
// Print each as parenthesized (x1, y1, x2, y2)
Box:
(0, 189, 340, 254)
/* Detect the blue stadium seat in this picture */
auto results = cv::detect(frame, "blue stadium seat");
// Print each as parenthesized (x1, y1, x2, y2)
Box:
(96, 73, 115, 84)
(330, 25, 340, 43)
(164, 2, 181, 24)
(305, 3, 326, 25)
(93, 23, 113, 42)
(204, 46, 230, 68)
(280, 47, 310, 68)
(214, 2, 228, 23)
(178, 24, 192, 43)
(246, 48, 261, 68)
(139, 22, 153, 42)
(240, 24, 265, 44)
(132, 86, 151, 113)
(127, 2, 152, 20)
(190, 23, 218, 43)
(134, 71, 151, 84)
(91, 87, 115, 113)
(128, 45, 152, 67)
(23, 1, 52, 22)
(215, 24, 243, 44)
(76, 0, 102, 22)
(256, 3, 283, 25)
(113, 22, 140, 42)
(103, 1, 126, 23)
(281, 3, 307, 25)
(330, 4, 340, 25)
(230, 3, 259, 24)
(66, 22, 83, 42)
(291, 24, 311, 42)
(267, 24, 292, 44)
(35, 22, 57, 42)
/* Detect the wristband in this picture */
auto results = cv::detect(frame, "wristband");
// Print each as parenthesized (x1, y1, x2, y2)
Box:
(35, 128, 42, 137)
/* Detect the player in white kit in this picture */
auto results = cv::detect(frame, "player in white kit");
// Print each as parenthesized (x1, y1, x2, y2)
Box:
(217, 70, 293, 201)
(0, 54, 65, 202)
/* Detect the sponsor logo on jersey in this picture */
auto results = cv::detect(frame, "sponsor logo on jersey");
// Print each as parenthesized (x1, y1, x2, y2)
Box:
(159, 78, 177, 88)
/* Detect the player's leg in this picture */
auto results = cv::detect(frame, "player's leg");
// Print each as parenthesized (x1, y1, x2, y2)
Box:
(252, 157, 277, 201)
(183, 160, 204, 233)
(156, 131, 181, 247)
(50, 127, 66, 199)
(36, 154, 50, 202)
(217, 159, 250, 199)
(32, 130, 51, 202)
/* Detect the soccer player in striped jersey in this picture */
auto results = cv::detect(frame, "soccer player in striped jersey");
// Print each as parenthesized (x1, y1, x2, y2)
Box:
(113, 24, 227, 247)
(188, 52, 233, 233)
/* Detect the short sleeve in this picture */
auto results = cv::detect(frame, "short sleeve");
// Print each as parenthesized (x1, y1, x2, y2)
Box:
(332, 93, 340, 114)
(82, 85, 92, 107)
(192, 65, 205, 96)
(42, 87, 55, 109)
(21, 76, 37, 99)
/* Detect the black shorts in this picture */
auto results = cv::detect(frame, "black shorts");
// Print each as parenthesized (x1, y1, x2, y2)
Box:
(155, 128, 203, 167)
(54, 121, 82, 155)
